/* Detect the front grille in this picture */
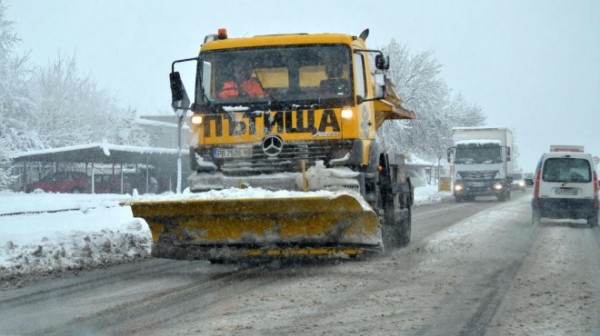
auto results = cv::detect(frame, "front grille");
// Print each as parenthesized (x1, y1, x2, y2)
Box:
(196, 140, 354, 176)
(458, 171, 498, 180)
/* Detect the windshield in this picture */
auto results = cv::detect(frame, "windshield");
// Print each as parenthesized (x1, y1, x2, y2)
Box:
(199, 44, 352, 106)
(542, 158, 591, 183)
(455, 144, 502, 164)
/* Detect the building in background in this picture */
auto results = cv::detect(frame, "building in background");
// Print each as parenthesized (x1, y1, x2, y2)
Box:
(10, 115, 191, 194)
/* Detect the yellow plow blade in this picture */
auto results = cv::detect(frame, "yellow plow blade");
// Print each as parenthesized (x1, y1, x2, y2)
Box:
(126, 193, 382, 261)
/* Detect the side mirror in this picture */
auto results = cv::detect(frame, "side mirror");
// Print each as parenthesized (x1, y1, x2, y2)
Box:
(373, 73, 385, 98)
(169, 72, 190, 110)
(447, 148, 454, 163)
(375, 54, 389, 70)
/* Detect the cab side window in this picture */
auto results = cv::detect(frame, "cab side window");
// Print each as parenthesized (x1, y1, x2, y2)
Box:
(353, 53, 366, 97)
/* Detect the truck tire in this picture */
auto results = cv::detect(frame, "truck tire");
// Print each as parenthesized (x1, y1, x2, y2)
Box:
(587, 215, 598, 228)
(398, 179, 413, 247)
(532, 209, 541, 225)
(397, 207, 411, 247)
(382, 208, 410, 251)
(382, 182, 411, 251)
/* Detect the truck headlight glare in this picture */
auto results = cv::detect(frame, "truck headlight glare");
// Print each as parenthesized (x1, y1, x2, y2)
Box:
(190, 115, 203, 125)
(454, 184, 463, 192)
(494, 183, 503, 190)
(341, 108, 353, 120)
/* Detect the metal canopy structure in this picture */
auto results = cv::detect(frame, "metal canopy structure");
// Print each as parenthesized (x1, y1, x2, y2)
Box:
(11, 143, 185, 166)
(11, 143, 189, 193)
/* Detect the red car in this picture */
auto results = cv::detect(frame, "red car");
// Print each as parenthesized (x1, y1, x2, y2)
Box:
(25, 172, 91, 193)
(93, 174, 133, 194)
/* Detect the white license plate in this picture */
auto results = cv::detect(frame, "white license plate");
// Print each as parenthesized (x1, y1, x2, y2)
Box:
(554, 188, 579, 196)
(470, 182, 485, 187)
(213, 147, 253, 158)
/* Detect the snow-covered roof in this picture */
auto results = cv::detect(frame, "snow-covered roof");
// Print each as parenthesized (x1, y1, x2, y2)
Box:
(136, 118, 190, 130)
(10, 143, 187, 165)
(455, 139, 502, 146)
(406, 154, 435, 166)
(452, 126, 509, 131)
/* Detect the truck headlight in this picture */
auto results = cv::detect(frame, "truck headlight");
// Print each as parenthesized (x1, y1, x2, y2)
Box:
(341, 108, 353, 120)
(190, 115, 203, 126)
(493, 183, 503, 190)
(454, 183, 463, 192)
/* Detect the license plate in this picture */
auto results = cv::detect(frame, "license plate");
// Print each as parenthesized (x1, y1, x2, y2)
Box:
(213, 147, 253, 158)
(470, 182, 485, 187)
(554, 188, 579, 196)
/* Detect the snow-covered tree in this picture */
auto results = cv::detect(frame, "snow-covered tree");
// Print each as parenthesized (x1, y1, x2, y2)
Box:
(378, 39, 485, 162)
(1, 0, 148, 188)
(0, 0, 35, 187)
(28, 54, 149, 148)
(445, 93, 485, 128)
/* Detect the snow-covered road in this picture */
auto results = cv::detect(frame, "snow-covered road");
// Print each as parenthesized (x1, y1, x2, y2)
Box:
(1, 189, 599, 335)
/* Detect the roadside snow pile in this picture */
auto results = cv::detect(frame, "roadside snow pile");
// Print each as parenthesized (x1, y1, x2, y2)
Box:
(413, 184, 453, 206)
(0, 192, 152, 284)
(1, 219, 150, 277)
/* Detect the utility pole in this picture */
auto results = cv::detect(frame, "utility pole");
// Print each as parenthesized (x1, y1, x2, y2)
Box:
(176, 110, 184, 194)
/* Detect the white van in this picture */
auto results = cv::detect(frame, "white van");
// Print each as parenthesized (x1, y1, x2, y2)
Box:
(531, 150, 598, 227)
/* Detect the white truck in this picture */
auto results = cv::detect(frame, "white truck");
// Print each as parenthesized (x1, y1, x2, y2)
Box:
(447, 127, 514, 202)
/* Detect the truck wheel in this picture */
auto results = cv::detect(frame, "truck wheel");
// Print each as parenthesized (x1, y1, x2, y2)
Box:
(382, 207, 411, 251)
(381, 183, 411, 252)
(532, 209, 541, 225)
(397, 207, 411, 247)
(587, 215, 598, 228)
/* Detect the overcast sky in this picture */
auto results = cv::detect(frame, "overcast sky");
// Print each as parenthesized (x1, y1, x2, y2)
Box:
(6, 0, 600, 171)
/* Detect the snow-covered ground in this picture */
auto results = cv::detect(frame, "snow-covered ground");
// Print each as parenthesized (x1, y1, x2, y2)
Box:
(0, 185, 453, 280)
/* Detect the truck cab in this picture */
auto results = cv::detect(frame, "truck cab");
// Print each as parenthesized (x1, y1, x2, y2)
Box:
(169, 29, 414, 194)
(447, 127, 514, 202)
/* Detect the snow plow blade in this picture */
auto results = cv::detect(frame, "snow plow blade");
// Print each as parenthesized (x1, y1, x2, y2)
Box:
(127, 193, 382, 261)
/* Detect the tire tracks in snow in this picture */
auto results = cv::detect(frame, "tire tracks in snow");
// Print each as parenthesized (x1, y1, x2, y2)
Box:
(412, 197, 540, 336)
(32, 264, 279, 336)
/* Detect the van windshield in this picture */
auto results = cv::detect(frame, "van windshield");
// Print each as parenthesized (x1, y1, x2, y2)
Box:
(542, 158, 591, 183)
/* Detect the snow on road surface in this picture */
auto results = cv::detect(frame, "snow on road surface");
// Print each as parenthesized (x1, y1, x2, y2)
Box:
(0, 185, 451, 281)
(1, 186, 599, 335)
(487, 224, 600, 335)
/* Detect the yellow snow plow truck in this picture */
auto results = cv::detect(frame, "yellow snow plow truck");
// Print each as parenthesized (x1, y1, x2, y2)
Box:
(128, 28, 416, 262)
